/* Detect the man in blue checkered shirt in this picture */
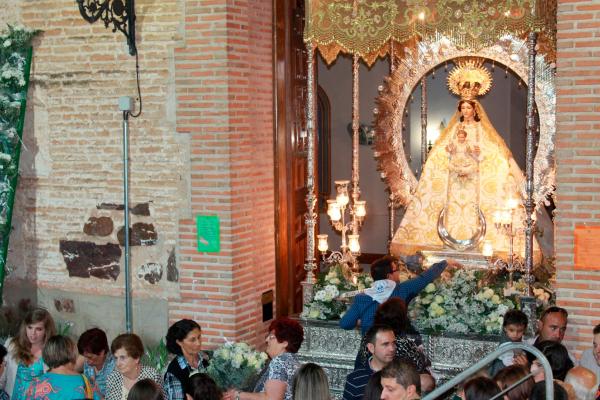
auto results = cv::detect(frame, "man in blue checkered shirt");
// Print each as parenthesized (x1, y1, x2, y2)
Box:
(340, 256, 455, 336)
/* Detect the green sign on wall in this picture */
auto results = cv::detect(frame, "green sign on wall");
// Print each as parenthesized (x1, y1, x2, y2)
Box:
(196, 215, 220, 252)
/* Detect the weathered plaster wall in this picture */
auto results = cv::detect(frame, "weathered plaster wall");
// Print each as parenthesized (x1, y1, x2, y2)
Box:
(2, 0, 275, 347)
(0, 3, 21, 26)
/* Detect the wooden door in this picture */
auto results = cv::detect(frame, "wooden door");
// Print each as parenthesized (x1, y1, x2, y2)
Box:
(274, 0, 310, 316)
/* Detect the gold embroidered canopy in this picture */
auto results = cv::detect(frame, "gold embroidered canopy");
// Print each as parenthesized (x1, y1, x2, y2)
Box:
(304, 0, 556, 66)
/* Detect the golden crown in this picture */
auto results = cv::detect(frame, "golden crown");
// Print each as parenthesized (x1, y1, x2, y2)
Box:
(447, 57, 493, 100)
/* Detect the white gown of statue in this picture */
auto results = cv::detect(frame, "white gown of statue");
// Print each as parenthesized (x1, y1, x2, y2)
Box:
(391, 100, 540, 261)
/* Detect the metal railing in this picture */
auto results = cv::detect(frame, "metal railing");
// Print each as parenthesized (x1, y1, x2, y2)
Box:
(423, 342, 554, 400)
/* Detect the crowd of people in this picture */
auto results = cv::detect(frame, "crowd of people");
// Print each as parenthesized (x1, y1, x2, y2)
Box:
(0, 256, 597, 400)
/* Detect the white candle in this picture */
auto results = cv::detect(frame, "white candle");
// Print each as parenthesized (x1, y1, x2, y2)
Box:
(482, 241, 493, 257)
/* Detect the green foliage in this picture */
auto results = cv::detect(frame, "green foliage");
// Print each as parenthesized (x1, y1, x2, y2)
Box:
(0, 24, 40, 280)
(142, 338, 170, 374)
(56, 321, 73, 336)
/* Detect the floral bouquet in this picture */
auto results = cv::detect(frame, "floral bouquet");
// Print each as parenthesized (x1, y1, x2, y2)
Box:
(409, 269, 517, 335)
(202, 341, 268, 391)
(301, 263, 373, 320)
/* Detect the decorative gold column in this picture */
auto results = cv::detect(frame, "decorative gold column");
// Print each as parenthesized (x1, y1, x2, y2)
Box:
(302, 43, 317, 313)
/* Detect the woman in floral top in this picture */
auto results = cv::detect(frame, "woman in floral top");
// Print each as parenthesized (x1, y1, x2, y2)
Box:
(225, 317, 304, 400)
(26, 335, 101, 400)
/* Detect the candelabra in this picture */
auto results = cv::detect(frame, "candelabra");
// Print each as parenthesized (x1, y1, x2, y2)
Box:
(482, 197, 524, 290)
(317, 180, 366, 274)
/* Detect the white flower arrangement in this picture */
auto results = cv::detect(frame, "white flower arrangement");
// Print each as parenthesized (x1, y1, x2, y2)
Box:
(202, 341, 268, 390)
(301, 263, 373, 320)
(410, 269, 517, 335)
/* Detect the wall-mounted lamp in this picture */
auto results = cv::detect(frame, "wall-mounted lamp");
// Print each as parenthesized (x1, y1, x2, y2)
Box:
(76, 0, 137, 56)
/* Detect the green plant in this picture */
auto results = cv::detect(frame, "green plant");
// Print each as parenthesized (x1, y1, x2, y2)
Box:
(56, 321, 74, 336)
(142, 338, 170, 374)
(0, 24, 40, 300)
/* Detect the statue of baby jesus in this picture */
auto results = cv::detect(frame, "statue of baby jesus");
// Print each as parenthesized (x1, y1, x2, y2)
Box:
(445, 127, 481, 179)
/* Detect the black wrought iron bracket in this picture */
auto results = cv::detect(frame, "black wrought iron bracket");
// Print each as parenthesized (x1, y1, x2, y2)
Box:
(76, 0, 137, 56)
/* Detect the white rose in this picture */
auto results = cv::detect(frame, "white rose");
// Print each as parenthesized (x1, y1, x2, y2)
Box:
(491, 294, 501, 304)
(220, 348, 231, 359)
(425, 283, 436, 293)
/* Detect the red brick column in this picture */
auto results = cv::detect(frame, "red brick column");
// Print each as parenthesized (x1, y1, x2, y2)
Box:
(173, 0, 275, 348)
(555, 0, 600, 354)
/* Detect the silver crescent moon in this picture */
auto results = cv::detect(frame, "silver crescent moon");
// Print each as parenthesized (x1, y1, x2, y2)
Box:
(437, 207, 486, 251)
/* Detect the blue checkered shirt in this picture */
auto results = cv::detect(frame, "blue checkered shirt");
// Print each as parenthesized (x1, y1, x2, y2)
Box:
(83, 353, 115, 397)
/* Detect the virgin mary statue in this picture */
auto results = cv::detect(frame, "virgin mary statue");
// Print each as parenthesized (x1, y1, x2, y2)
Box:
(391, 58, 540, 261)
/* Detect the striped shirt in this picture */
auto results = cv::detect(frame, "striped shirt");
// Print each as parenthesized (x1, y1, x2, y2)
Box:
(343, 366, 374, 400)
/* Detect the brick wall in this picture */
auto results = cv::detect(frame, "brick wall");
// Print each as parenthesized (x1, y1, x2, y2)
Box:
(4, 0, 275, 348)
(555, 0, 600, 354)
(172, 0, 275, 347)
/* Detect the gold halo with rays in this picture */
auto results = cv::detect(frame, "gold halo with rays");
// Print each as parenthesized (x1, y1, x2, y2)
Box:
(447, 57, 493, 100)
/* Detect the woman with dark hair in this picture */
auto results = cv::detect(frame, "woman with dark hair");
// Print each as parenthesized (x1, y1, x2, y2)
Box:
(356, 298, 429, 375)
(186, 373, 222, 400)
(462, 376, 501, 400)
(78, 327, 115, 397)
(457, 99, 481, 122)
(493, 365, 534, 400)
(105, 333, 163, 400)
(532, 340, 574, 381)
(128, 378, 165, 400)
(291, 363, 329, 400)
(226, 317, 304, 400)
(163, 319, 208, 399)
(25, 335, 100, 399)
(1, 308, 56, 399)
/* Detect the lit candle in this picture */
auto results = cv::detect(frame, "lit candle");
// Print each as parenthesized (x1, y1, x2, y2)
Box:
(348, 234, 360, 254)
(493, 210, 502, 225)
(354, 201, 366, 218)
(507, 197, 519, 210)
(327, 200, 337, 216)
(336, 191, 349, 207)
(330, 206, 341, 222)
(317, 234, 328, 253)
(501, 210, 512, 225)
(334, 180, 350, 207)
(482, 241, 493, 257)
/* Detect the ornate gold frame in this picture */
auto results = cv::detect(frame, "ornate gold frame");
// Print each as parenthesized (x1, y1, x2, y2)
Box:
(373, 35, 555, 212)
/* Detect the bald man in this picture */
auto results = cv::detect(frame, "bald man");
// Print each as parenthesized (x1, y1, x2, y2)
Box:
(564, 366, 598, 400)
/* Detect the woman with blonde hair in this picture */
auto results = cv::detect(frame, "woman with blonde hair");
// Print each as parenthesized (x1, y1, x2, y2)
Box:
(292, 363, 330, 400)
(0, 308, 56, 399)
